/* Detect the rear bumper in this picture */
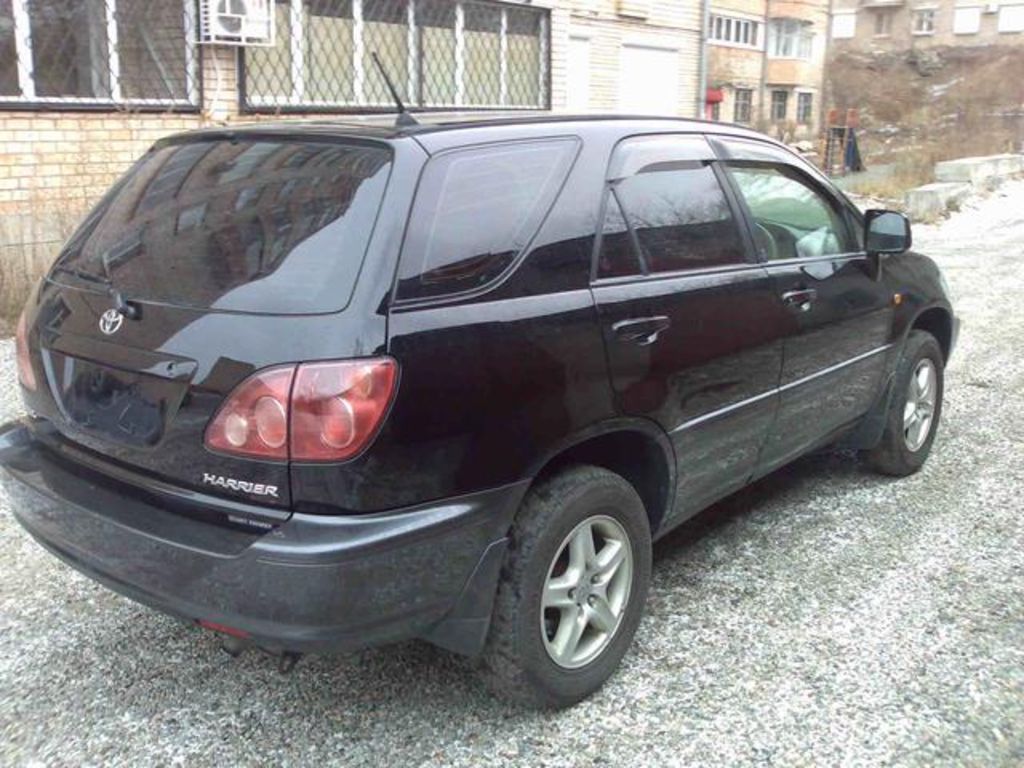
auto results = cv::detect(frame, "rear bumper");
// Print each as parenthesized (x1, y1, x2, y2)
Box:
(0, 421, 525, 655)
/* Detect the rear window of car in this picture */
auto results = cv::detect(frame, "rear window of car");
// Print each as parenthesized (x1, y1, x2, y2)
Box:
(395, 138, 579, 302)
(50, 138, 392, 314)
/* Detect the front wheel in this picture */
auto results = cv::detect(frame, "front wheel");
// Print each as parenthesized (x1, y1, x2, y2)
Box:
(478, 465, 652, 708)
(864, 330, 945, 476)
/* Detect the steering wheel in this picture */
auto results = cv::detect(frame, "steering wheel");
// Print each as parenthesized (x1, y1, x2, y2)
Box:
(752, 221, 779, 262)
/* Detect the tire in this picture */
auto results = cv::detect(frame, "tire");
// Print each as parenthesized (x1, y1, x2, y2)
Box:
(864, 330, 945, 476)
(478, 464, 652, 709)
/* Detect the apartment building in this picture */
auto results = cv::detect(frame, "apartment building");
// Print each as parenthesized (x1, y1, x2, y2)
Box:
(830, 0, 1024, 50)
(563, 1, 703, 116)
(0, 0, 704, 318)
(704, 0, 830, 138)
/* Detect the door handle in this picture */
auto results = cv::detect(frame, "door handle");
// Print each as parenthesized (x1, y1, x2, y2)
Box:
(612, 316, 671, 346)
(781, 288, 818, 312)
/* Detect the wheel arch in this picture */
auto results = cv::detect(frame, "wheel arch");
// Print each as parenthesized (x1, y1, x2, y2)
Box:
(909, 305, 954, 361)
(526, 419, 677, 536)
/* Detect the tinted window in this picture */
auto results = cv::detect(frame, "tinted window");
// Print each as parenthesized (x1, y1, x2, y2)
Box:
(396, 139, 578, 301)
(727, 164, 852, 260)
(51, 139, 391, 314)
(598, 162, 746, 278)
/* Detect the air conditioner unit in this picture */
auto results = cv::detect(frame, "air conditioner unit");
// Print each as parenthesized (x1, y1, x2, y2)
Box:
(982, 3, 999, 14)
(199, 0, 275, 46)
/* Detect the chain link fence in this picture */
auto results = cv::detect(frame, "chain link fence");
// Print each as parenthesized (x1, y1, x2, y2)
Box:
(242, 0, 550, 112)
(0, 0, 200, 109)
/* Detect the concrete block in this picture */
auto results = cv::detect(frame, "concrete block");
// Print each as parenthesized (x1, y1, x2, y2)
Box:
(905, 182, 972, 222)
(934, 154, 1024, 185)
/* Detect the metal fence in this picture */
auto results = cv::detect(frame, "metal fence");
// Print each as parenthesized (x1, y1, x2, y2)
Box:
(241, 0, 550, 112)
(0, 0, 200, 109)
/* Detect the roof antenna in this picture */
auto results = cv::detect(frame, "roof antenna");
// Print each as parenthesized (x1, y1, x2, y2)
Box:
(370, 52, 419, 128)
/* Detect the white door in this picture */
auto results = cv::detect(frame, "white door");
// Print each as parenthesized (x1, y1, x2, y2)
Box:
(567, 36, 591, 112)
(619, 44, 680, 115)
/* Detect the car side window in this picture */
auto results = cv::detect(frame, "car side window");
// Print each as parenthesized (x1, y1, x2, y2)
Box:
(396, 138, 578, 302)
(597, 159, 747, 278)
(726, 163, 855, 261)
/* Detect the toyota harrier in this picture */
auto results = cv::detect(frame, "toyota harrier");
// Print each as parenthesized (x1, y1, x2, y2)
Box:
(0, 114, 957, 707)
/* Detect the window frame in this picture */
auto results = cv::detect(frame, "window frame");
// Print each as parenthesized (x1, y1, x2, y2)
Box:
(0, 0, 200, 111)
(770, 89, 789, 121)
(998, 4, 1024, 32)
(707, 135, 865, 267)
(733, 88, 753, 124)
(953, 6, 981, 34)
(240, 0, 551, 114)
(391, 135, 581, 307)
(590, 133, 760, 286)
(874, 9, 893, 36)
(708, 13, 761, 49)
(913, 8, 937, 35)
(796, 91, 813, 125)
(767, 18, 814, 59)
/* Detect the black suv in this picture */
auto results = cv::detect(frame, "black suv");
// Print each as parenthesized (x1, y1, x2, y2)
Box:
(1, 115, 956, 708)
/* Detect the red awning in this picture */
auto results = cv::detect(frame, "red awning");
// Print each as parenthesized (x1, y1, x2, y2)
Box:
(706, 88, 724, 104)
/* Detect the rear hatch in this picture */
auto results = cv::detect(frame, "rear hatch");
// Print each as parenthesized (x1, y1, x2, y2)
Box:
(24, 134, 393, 510)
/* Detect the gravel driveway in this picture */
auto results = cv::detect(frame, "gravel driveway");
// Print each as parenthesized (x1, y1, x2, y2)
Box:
(1, 181, 1022, 768)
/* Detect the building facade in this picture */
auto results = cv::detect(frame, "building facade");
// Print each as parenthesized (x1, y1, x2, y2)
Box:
(0, 0, 703, 321)
(830, 0, 1024, 50)
(704, 0, 830, 138)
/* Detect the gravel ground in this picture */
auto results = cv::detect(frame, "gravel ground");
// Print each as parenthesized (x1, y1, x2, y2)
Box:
(1, 182, 1022, 767)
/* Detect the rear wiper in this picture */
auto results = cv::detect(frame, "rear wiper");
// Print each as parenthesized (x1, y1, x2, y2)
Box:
(51, 263, 111, 288)
(50, 262, 140, 320)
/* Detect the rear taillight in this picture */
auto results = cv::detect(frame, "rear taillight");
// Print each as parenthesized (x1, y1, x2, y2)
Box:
(15, 310, 37, 391)
(291, 359, 398, 462)
(204, 358, 397, 463)
(205, 366, 294, 460)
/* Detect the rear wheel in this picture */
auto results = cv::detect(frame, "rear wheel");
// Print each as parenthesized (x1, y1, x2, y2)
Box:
(478, 465, 652, 708)
(865, 330, 945, 476)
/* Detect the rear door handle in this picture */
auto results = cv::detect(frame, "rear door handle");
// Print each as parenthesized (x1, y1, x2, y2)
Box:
(781, 288, 818, 311)
(612, 316, 671, 346)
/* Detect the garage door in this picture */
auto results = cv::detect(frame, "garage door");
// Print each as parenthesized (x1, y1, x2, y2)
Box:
(619, 44, 680, 115)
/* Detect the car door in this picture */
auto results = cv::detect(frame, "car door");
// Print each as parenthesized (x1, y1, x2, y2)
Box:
(714, 137, 894, 473)
(590, 134, 791, 522)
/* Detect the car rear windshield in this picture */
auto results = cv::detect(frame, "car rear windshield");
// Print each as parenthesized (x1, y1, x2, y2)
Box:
(50, 137, 392, 314)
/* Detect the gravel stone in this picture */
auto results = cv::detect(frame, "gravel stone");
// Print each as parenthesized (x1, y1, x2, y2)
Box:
(1, 182, 1022, 767)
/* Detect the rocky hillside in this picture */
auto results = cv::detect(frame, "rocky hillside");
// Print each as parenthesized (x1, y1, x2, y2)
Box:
(827, 46, 1024, 166)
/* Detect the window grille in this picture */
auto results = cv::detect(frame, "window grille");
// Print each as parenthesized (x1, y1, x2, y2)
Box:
(0, 0, 199, 109)
(241, 0, 550, 112)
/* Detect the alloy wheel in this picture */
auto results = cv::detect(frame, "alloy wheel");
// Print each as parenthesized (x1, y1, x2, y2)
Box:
(904, 358, 938, 452)
(540, 515, 634, 669)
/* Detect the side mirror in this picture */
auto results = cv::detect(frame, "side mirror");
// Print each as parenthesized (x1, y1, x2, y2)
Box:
(864, 209, 911, 255)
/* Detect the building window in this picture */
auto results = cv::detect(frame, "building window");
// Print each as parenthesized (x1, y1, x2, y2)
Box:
(953, 6, 981, 34)
(243, 0, 550, 112)
(831, 11, 856, 39)
(770, 89, 788, 121)
(0, 0, 198, 107)
(998, 4, 1024, 32)
(710, 100, 721, 120)
(709, 14, 760, 48)
(734, 88, 752, 123)
(796, 92, 812, 124)
(874, 10, 894, 36)
(913, 9, 936, 35)
(767, 19, 813, 59)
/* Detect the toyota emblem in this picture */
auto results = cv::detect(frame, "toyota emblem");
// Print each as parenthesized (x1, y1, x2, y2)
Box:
(99, 308, 123, 336)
